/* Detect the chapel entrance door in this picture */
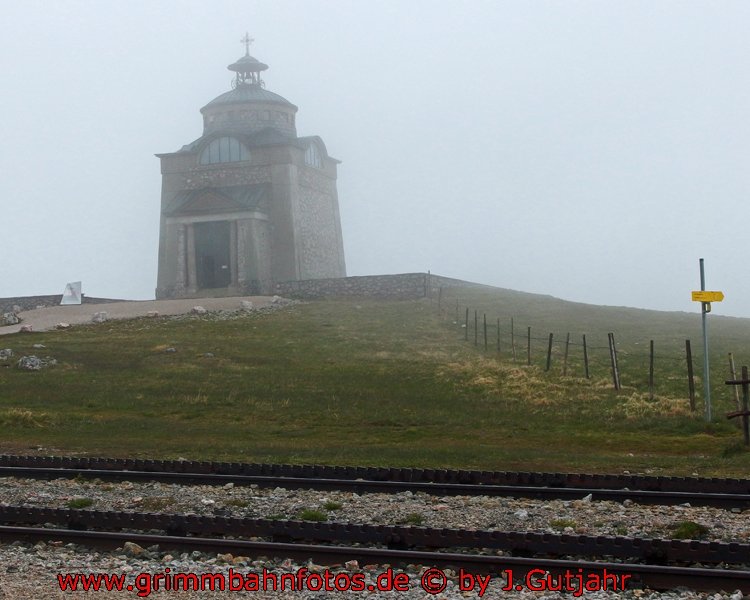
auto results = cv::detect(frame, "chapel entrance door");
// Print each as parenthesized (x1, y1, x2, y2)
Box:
(194, 221, 232, 289)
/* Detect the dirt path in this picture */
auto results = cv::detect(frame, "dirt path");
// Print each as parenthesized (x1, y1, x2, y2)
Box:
(0, 296, 279, 336)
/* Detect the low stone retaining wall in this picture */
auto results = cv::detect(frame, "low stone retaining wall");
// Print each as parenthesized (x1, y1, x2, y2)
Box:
(274, 273, 485, 300)
(0, 295, 125, 314)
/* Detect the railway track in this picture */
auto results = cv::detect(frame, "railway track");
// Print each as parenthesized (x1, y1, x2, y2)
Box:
(1, 455, 749, 508)
(1, 457, 749, 592)
(0, 506, 748, 593)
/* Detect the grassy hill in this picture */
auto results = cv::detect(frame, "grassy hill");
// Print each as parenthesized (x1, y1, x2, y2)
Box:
(0, 285, 748, 476)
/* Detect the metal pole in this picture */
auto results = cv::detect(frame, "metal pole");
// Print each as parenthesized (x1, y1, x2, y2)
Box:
(700, 258, 711, 422)
(686, 339, 696, 412)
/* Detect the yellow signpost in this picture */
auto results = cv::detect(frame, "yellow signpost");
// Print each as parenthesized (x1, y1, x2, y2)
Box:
(694, 259, 723, 422)
(691, 291, 725, 302)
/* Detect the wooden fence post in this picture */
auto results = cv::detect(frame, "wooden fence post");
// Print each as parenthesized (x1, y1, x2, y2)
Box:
(511, 318, 517, 362)
(742, 366, 750, 445)
(686, 339, 696, 411)
(608, 333, 621, 390)
(729, 353, 741, 410)
(474, 311, 478, 346)
(649, 340, 654, 400)
(563, 333, 570, 376)
(496, 318, 500, 353)
(527, 327, 532, 366)
(464, 308, 469, 341)
(582, 334, 590, 379)
(545, 333, 554, 371)
(483, 314, 488, 351)
(725, 366, 750, 444)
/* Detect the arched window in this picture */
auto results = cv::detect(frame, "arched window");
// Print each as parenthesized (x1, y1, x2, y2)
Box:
(199, 137, 250, 165)
(305, 143, 322, 169)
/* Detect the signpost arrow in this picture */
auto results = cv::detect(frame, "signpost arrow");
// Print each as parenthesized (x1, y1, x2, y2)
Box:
(691, 291, 724, 302)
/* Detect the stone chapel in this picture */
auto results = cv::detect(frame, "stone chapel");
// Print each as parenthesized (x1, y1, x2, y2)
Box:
(155, 37, 346, 299)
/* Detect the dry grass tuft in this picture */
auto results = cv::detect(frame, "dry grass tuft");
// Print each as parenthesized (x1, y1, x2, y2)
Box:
(619, 392, 693, 419)
(0, 408, 51, 428)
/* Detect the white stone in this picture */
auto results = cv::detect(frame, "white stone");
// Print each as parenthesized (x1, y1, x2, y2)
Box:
(1, 313, 19, 326)
(514, 509, 528, 520)
(240, 300, 254, 310)
(146, 311, 159, 318)
(91, 312, 109, 323)
(191, 306, 207, 315)
(17, 356, 44, 370)
(56, 322, 70, 329)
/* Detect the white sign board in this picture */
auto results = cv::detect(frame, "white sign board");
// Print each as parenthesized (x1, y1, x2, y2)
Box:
(60, 281, 82, 305)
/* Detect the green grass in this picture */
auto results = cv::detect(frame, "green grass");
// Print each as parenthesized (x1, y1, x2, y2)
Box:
(139, 496, 175, 512)
(671, 521, 710, 540)
(399, 513, 424, 526)
(67, 497, 94, 509)
(0, 289, 749, 476)
(550, 518, 577, 531)
(322, 500, 343, 511)
(225, 498, 250, 508)
(298, 509, 327, 522)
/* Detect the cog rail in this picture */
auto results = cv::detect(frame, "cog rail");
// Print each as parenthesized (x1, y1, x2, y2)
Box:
(1, 455, 747, 493)
(0, 463, 749, 508)
(0, 507, 748, 593)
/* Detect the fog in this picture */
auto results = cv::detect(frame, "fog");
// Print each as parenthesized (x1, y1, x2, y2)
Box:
(2, 1, 749, 317)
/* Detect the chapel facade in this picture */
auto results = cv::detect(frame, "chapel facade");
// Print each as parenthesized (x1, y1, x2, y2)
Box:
(155, 38, 346, 299)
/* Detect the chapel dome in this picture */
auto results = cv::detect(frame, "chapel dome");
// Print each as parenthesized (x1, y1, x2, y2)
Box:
(199, 38, 297, 137)
(201, 85, 295, 110)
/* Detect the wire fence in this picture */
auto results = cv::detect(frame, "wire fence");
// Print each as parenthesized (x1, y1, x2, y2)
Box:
(431, 285, 747, 417)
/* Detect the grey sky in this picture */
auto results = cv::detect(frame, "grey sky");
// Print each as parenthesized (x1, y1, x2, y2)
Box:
(2, 1, 749, 316)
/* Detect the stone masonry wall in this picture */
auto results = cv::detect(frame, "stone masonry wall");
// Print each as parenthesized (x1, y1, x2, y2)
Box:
(297, 185, 341, 279)
(274, 273, 484, 300)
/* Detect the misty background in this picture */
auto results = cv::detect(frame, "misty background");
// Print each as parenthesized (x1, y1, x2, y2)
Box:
(2, 1, 748, 317)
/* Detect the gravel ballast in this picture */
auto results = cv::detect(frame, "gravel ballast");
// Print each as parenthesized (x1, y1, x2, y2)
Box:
(0, 476, 747, 599)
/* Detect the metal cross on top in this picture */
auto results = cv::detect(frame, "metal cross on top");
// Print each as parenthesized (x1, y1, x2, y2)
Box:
(241, 32, 254, 55)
